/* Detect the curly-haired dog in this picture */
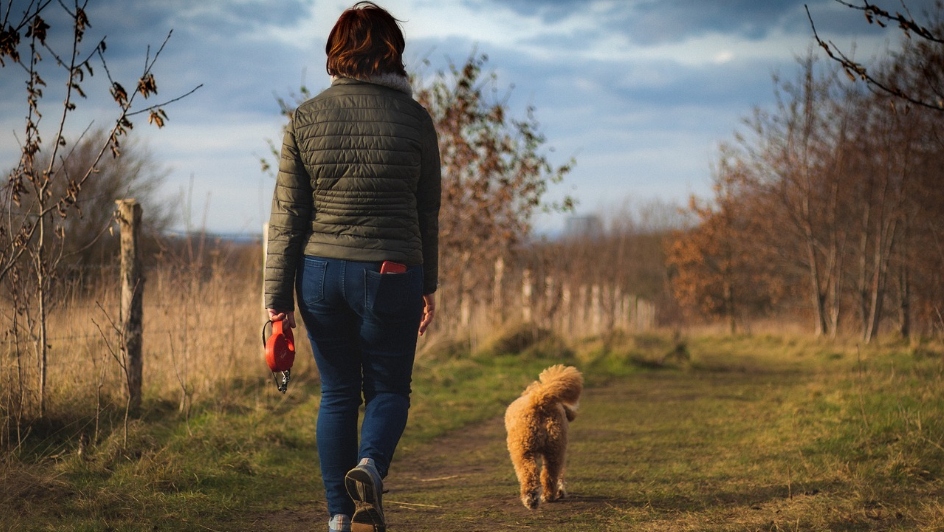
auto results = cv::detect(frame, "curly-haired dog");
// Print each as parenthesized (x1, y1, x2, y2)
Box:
(504, 364, 583, 509)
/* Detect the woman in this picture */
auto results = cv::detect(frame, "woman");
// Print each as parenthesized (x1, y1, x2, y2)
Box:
(263, 3, 441, 531)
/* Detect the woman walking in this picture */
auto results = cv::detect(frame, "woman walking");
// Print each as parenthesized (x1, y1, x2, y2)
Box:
(264, 3, 441, 531)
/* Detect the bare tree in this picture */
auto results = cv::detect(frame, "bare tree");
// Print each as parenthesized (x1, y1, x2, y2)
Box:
(0, 0, 200, 419)
(741, 54, 851, 336)
(413, 54, 574, 322)
(667, 6, 944, 337)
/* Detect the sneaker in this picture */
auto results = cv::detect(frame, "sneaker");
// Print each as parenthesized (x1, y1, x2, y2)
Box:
(328, 514, 351, 532)
(345, 458, 386, 532)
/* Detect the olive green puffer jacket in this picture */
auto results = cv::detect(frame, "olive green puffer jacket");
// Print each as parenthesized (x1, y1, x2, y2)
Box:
(264, 76, 441, 311)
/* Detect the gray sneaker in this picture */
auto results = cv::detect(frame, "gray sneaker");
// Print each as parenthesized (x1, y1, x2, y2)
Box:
(328, 514, 351, 532)
(345, 458, 385, 532)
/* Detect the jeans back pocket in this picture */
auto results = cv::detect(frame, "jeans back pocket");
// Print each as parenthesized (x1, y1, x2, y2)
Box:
(364, 266, 423, 319)
(298, 257, 328, 307)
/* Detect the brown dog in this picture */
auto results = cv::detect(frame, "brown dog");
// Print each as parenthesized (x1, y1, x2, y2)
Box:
(504, 364, 583, 509)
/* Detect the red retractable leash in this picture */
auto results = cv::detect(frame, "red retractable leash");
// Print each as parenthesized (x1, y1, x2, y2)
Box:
(262, 318, 295, 393)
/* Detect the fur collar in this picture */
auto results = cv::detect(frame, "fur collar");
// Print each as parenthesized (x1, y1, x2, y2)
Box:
(332, 73, 412, 97)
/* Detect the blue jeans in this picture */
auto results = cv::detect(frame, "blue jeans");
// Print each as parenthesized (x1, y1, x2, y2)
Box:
(295, 256, 424, 517)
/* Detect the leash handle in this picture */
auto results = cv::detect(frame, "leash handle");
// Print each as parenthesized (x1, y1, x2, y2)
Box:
(262, 317, 296, 393)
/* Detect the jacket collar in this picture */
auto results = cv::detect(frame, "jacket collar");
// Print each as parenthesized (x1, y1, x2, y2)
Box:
(331, 73, 413, 97)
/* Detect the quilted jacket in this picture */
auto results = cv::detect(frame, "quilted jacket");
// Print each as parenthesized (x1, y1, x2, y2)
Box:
(264, 76, 441, 311)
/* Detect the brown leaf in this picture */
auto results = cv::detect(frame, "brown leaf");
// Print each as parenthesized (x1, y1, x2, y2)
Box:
(76, 8, 90, 32)
(111, 82, 128, 105)
(138, 73, 158, 97)
(26, 16, 50, 44)
(0, 24, 21, 65)
(148, 109, 165, 128)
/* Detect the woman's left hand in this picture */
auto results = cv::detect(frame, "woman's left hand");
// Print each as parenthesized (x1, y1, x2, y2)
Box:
(419, 293, 435, 336)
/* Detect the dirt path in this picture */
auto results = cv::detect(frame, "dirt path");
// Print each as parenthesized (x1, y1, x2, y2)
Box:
(262, 420, 620, 529)
(258, 376, 638, 532)
(260, 367, 810, 531)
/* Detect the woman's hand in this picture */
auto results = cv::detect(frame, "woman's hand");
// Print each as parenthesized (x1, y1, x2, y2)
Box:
(418, 293, 435, 336)
(267, 308, 296, 328)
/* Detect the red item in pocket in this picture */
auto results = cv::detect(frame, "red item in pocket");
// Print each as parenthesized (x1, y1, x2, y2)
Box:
(380, 261, 407, 274)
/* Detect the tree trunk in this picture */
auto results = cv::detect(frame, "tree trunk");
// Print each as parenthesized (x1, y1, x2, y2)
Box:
(805, 238, 828, 337)
(857, 188, 874, 341)
(863, 217, 898, 343)
(724, 280, 736, 334)
(898, 261, 911, 339)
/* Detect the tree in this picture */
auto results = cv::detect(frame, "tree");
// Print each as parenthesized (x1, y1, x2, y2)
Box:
(413, 54, 574, 322)
(809, 1, 944, 339)
(0, 0, 200, 420)
(739, 54, 852, 337)
(669, 5, 944, 337)
(843, 87, 921, 342)
(667, 153, 780, 332)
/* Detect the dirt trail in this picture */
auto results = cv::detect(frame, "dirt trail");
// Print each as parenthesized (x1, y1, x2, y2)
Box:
(258, 365, 817, 531)
(259, 377, 658, 531)
(382, 410, 617, 531)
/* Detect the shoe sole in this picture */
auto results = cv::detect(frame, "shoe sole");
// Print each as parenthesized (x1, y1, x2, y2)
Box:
(345, 468, 382, 505)
(346, 467, 385, 532)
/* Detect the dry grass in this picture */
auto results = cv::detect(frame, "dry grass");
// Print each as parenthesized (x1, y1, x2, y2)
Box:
(0, 242, 315, 450)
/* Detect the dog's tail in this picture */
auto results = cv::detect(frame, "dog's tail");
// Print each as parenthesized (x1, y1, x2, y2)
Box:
(528, 364, 583, 414)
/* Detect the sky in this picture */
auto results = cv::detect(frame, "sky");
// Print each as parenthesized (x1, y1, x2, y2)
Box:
(1, 0, 938, 236)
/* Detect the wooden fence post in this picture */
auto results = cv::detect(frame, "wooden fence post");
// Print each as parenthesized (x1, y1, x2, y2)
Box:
(591, 284, 602, 334)
(521, 269, 533, 323)
(493, 257, 504, 324)
(561, 284, 572, 336)
(117, 199, 143, 412)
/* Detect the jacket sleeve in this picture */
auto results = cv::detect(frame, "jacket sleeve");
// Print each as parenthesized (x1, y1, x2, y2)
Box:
(416, 112, 442, 294)
(264, 116, 313, 311)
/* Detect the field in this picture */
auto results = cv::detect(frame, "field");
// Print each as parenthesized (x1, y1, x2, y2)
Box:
(3, 331, 944, 531)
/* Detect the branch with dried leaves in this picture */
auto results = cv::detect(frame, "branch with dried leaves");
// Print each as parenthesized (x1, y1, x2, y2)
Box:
(806, 1, 944, 113)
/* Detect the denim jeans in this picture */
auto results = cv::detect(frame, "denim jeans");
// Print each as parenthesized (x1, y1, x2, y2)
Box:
(295, 255, 424, 517)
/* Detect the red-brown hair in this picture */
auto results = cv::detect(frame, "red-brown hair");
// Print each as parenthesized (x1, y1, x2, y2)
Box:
(326, 2, 406, 78)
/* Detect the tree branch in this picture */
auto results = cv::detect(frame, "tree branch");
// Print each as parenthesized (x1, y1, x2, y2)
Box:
(805, 2, 944, 113)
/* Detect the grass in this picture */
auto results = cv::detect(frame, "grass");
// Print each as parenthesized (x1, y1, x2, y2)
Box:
(3, 331, 944, 530)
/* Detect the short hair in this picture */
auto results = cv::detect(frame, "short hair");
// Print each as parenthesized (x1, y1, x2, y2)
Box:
(326, 2, 406, 78)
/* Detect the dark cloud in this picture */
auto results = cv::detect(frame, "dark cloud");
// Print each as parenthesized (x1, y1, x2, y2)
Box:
(621, 0, 806, 44)
(483, 0, 940, 45)
(482, 0, 804, 43)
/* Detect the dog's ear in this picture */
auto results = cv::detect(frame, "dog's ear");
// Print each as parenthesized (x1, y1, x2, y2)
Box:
(563, 403, 578, 422)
